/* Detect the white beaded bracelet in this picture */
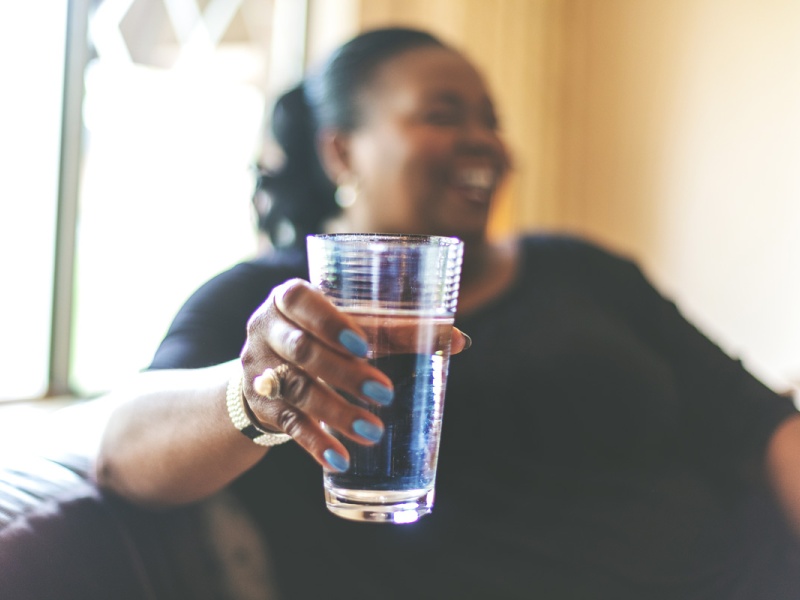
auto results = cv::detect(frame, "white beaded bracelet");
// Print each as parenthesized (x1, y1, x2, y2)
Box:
(226, 363, 293, 447)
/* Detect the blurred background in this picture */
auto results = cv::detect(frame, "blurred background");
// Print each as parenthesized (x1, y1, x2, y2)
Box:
(1, 0, 798, 425)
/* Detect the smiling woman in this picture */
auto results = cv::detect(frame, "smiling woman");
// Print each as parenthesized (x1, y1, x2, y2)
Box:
(317, 42, 509, 244)
(4, 3, 800, 598)
(88, 25, 800, 600)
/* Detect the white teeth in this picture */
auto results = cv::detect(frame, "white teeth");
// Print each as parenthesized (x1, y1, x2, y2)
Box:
(456, 168, 494, 190)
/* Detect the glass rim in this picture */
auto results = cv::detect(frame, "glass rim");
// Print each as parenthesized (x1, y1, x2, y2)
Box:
(306, 233, 463, 247)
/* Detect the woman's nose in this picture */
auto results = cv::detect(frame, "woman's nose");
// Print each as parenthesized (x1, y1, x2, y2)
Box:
(458, 117, 504, 156)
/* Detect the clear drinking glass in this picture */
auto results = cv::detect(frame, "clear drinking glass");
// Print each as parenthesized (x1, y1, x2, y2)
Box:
(307, 233, 464, 524)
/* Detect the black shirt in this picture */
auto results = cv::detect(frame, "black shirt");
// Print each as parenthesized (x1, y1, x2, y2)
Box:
(151, 235, 800, 599)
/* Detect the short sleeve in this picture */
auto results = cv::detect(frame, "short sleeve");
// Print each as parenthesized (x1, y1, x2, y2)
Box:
(148, 252, 307, 370)
(610, 251, 798, 484)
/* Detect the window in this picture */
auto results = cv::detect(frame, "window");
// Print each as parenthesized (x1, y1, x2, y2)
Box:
(0, 0, 308, 401)
(0, 3, 67, 400)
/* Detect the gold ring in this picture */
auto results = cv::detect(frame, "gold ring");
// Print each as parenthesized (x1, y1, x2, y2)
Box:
(253, 364, 290, 400)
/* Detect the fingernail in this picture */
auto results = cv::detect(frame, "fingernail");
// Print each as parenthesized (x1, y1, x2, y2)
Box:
(361, 380, 394, 405)
(338, 329, 369, 358)
(323, 448, 349, 472)
(460, 331, 472, 350)
(352, 419, 384, 442)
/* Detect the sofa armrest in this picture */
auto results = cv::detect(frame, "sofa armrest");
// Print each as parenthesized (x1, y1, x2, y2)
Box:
(0, 400, 279, 599)
(0, 452, 172, 599)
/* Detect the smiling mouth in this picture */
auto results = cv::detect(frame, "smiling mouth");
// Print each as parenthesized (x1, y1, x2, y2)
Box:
(454, 166, 498, 204)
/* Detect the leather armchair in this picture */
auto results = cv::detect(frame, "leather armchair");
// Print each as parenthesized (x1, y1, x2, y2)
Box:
(0, 401, 280, 600)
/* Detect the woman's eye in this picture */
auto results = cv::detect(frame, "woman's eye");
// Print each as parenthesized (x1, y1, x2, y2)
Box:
(424, 111, 462, 126)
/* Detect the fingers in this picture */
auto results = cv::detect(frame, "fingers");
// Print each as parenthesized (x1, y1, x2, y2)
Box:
(271, 279, 473, 358)
(451, 327, 472, 355)
(266, 301, 394, 403)
(273, 280, 370, 358)
(240, 278, 473, 472)
(239, 279, 392, 471)
(247, 400, 352, 472)
(251, 365, 382, 438)
(245, 366, 384, 470)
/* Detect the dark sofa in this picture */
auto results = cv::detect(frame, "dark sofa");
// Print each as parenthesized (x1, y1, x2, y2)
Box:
(0, 401, 280, 600)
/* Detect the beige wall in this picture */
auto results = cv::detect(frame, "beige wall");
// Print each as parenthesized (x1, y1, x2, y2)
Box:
(307, 0, 561, 239)
(306, 0, 800, 390)
(555, 0, 800, 389)
(356, 0, 562, 240)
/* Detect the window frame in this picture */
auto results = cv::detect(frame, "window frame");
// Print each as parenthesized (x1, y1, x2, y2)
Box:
(6, 0, 310, 403)
(48, 0, 92, 398)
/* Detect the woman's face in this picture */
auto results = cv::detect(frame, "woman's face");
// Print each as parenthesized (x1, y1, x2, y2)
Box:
(338, 46, 510, 242)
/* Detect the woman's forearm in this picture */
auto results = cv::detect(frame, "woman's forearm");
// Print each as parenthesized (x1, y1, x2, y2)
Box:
(94, 361, 269, 508)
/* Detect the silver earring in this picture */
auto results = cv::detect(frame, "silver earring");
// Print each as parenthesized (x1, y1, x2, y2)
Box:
(335, 181, 358, 208)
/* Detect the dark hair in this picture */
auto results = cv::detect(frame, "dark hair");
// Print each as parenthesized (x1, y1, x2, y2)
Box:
(253, 83, 338, 248)
(253, 27, 447, 249)
(306, 27, 446, 131)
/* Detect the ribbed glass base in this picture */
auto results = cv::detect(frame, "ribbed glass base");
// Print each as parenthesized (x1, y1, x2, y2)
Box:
(324, 486, 434, 524)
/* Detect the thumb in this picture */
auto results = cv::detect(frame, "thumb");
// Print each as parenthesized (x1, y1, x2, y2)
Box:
(450, 327, 472, 355)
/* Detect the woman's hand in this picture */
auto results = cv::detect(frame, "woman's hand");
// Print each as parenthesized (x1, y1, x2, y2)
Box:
(240, 278, 469, 472)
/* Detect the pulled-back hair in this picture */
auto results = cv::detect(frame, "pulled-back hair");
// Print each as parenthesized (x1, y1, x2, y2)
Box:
(253, 83, 338, 248)
(253, 27, 447, 249)
(305, 27, 445, 132)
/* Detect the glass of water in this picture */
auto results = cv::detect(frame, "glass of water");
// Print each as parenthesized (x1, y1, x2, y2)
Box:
(307, 233, 464, 524)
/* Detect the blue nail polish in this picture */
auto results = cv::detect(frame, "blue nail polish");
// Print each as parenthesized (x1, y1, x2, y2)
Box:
(361, 380, 394, 405)
(352, 419, 384, 442)
(323, 448, 349, 472)
(338, 329, 369, 358)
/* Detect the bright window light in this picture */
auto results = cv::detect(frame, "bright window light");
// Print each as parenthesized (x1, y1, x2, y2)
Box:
(0, 0, 308, 400)
(0, 3, 67, 400)
(71, 0, 303, 395)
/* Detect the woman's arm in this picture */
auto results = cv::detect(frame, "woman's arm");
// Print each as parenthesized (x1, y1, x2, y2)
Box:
(767, 411, 800, 536)
(95, 279, 471, 509)
(94, 361, 269, 508)
(94, 279, 390, 508)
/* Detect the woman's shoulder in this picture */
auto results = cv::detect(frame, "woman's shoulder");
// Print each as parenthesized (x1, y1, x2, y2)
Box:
(148, 249, 308, 369)
(169, 249, 308, 326)
(227, 247, 308, 279)
(518, 232, 638, 275)
(199, 249, 308, 299)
